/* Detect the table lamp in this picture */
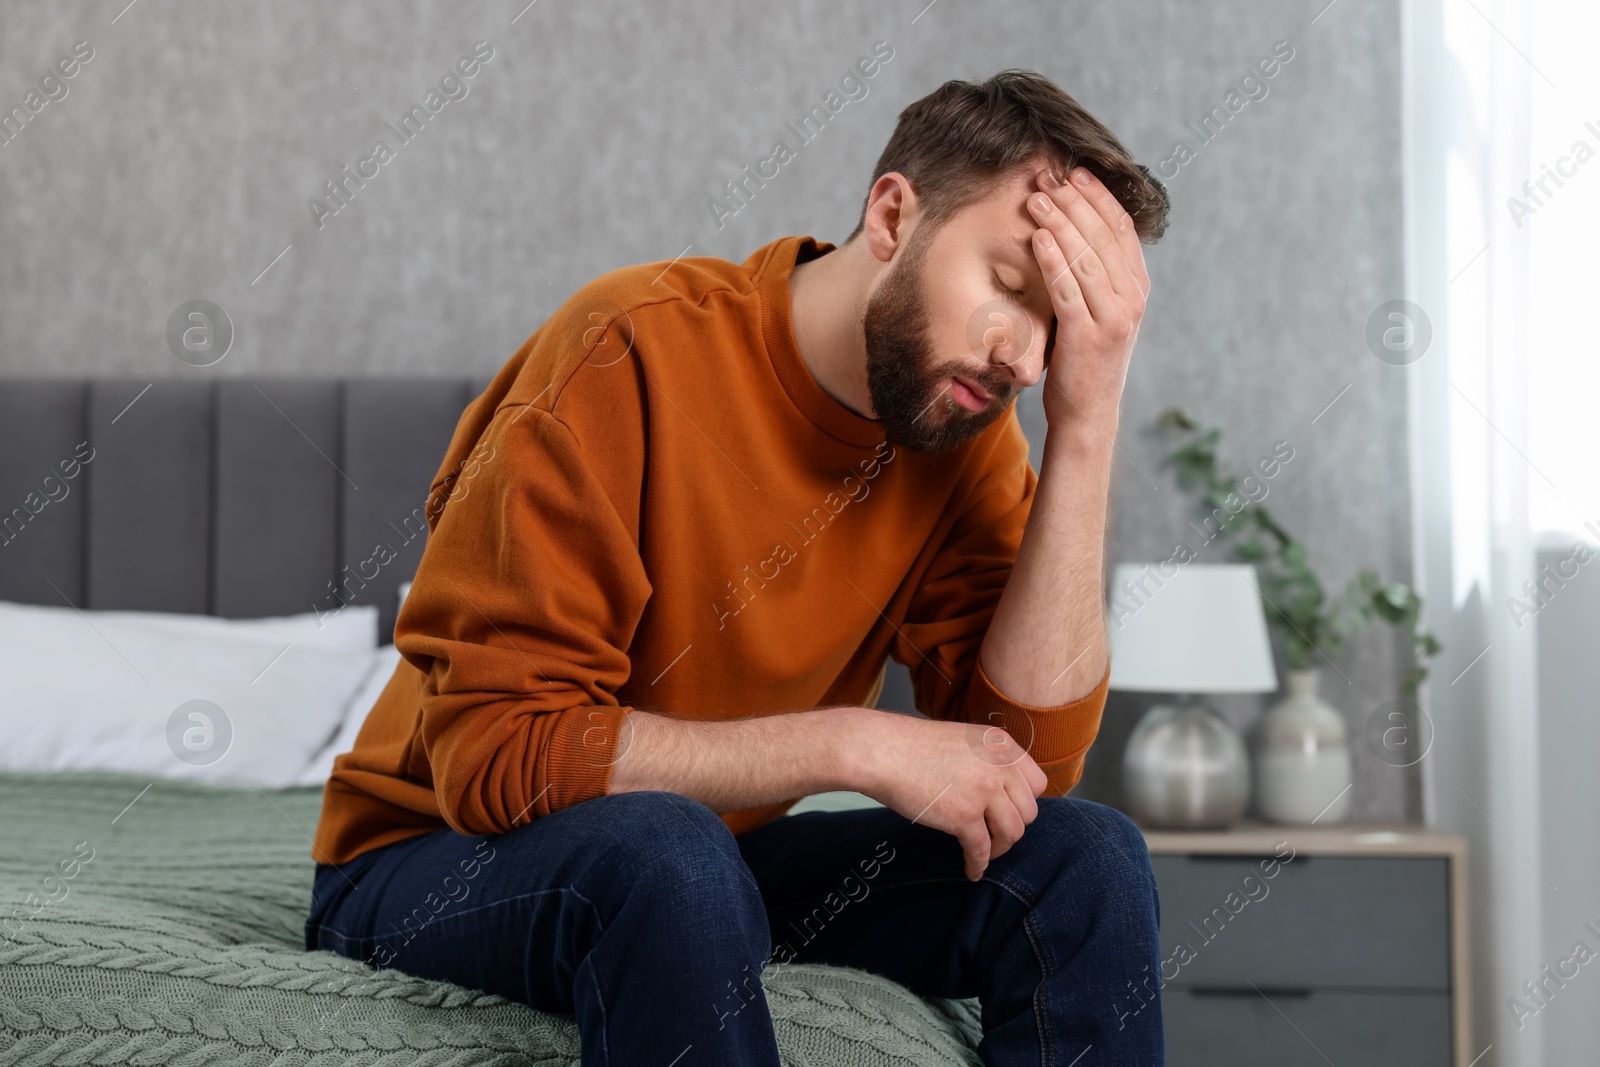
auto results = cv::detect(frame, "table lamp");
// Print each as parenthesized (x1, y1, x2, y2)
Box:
(1108, 562, 1278, 830)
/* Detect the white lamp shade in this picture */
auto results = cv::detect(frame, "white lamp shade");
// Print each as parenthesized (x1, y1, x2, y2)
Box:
(1107, 563, 1278, 693)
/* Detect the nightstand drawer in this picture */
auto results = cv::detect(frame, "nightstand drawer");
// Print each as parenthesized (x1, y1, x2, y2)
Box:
(1150, 854, 1450, 990)
(1163, 987, 1451, 1067)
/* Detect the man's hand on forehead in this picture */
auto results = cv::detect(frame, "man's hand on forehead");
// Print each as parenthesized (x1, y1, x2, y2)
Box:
(1024, 165, 1151, 427)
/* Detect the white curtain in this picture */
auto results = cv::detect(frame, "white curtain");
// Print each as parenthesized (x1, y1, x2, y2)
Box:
(1405, 1, 1598, 1063)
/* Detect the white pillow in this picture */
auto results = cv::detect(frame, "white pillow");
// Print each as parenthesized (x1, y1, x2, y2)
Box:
(0, 603, 375, 787)
(294, 644, 405, 786)
(0, 600, 378, 654)
(292, 580, 414, 786)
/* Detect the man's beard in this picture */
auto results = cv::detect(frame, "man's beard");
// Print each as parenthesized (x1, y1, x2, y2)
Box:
(861, 232, 1015, 454)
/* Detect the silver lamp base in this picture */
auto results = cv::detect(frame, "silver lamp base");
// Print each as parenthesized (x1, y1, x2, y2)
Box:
(1121, 698, 1250, 830)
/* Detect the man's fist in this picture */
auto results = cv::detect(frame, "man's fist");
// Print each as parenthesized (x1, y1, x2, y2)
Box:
(856, 712, 1048, 881)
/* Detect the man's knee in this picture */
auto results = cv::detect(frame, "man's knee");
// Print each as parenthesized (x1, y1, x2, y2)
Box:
(599, 788, 733, 848)
(589, 791, 757, 895)
(1032, 797, 1156, 895)
(589, 791, 771, 957)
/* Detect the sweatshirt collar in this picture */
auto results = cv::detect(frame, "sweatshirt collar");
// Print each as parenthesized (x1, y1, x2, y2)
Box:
(753, 235, 888, 449)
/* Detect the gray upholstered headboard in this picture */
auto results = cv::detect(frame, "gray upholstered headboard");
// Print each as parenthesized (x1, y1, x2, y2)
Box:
(0, 378, 493, 643)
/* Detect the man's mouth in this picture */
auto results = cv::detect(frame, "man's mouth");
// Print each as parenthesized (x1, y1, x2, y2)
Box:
(950, 375, 991, 412)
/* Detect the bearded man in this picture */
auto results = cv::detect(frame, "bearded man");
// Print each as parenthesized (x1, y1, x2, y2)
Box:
(306, 68, 1173, 1067)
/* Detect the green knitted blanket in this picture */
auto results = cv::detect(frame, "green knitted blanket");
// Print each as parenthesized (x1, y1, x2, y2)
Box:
(0, 772, 982, 1066)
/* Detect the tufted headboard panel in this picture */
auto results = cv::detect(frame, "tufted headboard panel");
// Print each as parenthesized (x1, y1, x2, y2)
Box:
(0, 377, 494, 642)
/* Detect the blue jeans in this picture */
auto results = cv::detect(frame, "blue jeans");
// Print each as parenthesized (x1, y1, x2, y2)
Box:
(305, 791, 1164, 1066)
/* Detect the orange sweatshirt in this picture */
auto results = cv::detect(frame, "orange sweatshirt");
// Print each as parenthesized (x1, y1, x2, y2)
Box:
(311, 234, 1110, 866)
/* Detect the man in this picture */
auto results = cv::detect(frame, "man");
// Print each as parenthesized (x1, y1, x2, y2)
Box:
(306, 69, 1171, 1065)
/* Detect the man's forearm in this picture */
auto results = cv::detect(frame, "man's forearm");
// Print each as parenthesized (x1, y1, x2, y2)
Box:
(974, 414, 1118, 707)
(604, 688, 1055, 881)
(605, 704, 878, 812)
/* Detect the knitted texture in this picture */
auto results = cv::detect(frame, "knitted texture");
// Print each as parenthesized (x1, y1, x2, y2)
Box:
(0, 772, 982, 1066)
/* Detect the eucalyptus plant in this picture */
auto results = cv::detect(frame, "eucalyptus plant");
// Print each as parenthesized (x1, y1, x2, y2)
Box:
(1153, 407, 1441, 700)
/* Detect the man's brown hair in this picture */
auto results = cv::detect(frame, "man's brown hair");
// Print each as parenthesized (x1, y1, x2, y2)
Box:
(848, 70, 1170, 244)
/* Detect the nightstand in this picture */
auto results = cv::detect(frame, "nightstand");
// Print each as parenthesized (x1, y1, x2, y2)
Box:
(1142, 823, 1470, 1067)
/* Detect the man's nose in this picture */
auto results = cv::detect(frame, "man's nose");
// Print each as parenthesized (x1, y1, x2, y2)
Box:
(1003, 344, 1045, 390)
(986, 310, 1047, 390)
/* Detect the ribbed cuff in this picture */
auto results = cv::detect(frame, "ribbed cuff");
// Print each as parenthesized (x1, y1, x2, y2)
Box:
(965, 654, 1110, 764)
(539, 704, 634, 816)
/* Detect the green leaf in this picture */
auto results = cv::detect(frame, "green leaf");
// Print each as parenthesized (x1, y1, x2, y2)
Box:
(1156, 407, 1199, 432)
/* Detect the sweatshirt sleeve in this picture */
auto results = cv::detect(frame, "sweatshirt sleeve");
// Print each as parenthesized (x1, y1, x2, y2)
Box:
(889, 415, 1109, 798)
(393, 401, 651, 837)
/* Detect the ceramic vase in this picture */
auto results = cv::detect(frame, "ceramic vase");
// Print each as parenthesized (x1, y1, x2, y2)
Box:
(1256, 668, 1353, 824)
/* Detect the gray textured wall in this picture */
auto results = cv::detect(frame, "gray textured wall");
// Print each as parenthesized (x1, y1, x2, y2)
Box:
(0, 0, 1416, 819)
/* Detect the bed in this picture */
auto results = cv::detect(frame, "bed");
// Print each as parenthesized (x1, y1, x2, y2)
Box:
(0, 378, 983, 1066)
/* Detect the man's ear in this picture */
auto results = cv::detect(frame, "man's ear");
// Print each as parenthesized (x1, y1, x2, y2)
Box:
(863, 172, 916, 264)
